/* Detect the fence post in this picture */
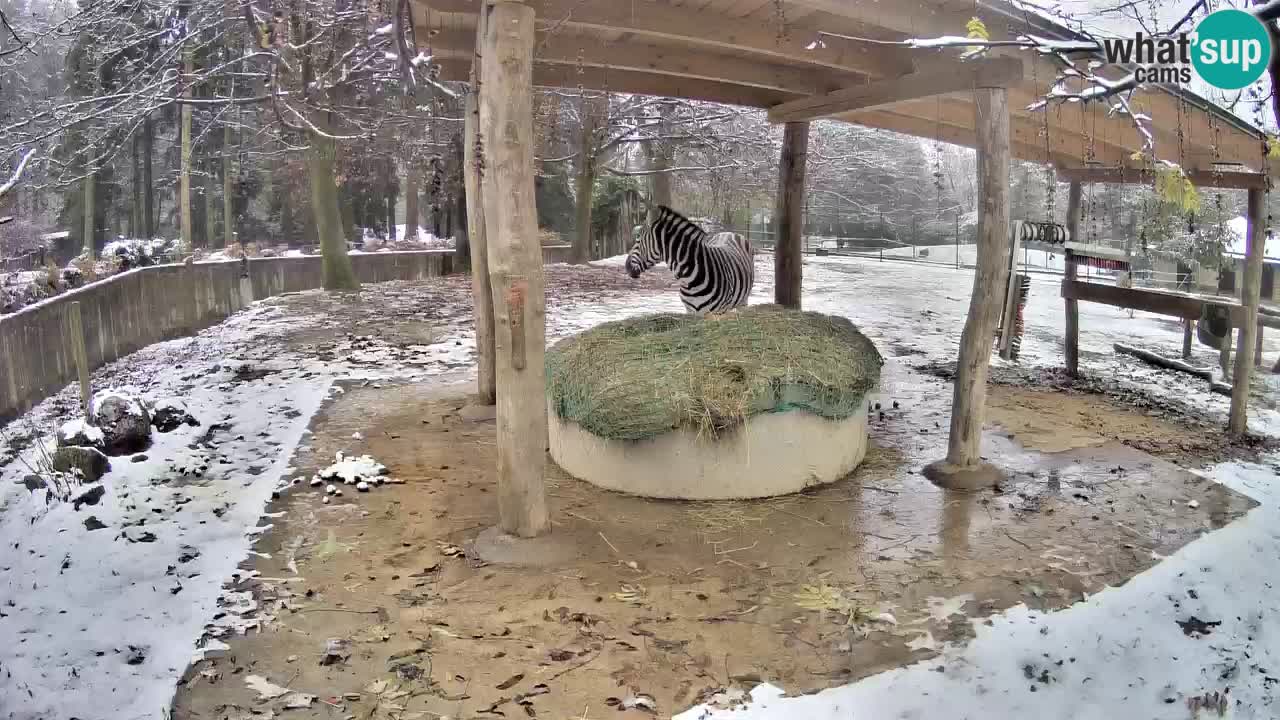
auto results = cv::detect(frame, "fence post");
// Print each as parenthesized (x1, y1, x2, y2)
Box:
(65, 301, 92, 421)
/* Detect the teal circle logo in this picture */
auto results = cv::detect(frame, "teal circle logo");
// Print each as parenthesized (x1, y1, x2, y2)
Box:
(1191, 9, 1272, 90)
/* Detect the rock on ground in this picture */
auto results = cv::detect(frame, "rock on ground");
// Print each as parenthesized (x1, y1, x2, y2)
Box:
(51, 446, 111, 484)
(152, 399, 199, 433)
(56, 418, 105, 450)
(92, 390, 153, 455)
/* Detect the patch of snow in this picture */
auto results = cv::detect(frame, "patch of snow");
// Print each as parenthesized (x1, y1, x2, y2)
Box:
(89, 387, 149, 418)
(316, 451, 386, 485)
(360, 225, 455, 251)
(592, 253, 630, 267)
(675, 459, 1280, 720)
(57, 418, 104, 445)
(1225, 215, 1280, 259)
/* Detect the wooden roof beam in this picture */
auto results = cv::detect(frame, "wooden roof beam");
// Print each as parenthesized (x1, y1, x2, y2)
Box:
(852, 96, 1137, 167)
(419, 0, 914, 78)
(783, 0, 974, 41)
(429, 29, 849, 96)
(846, 109, 1052, 164)
(1057, 166, 1268, 190)
(434, 59, 794, 108)
(768, 57, 1023, 124)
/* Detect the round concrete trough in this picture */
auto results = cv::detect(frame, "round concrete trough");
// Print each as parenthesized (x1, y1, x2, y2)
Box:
(548, 398, 870, 500)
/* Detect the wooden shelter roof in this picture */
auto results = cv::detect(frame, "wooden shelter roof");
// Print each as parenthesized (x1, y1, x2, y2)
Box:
(417, 0, 1271, 182)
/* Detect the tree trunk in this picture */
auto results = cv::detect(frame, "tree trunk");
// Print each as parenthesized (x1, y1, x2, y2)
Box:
(308, 127, 359, 291)
(223, 122, 235, 248)
(454, 191, 469, 264)
(204, 160, 217, 248)
(180, 50, 194, 250)
(340, 190, 356, 245)
(774, 121, 809, 309)
(479, 0, 549, 537)
(938, 87, 1011, 476)
(1230, 188, 1266, 435)
(465, 45, 495, 404)
(572, 161, 595, 263)
(142, 114, 154, 239)
(647, 143, 672, 211)
(404, 163, 420, 242)
(387, 192, 397, 241)
(82, 172, 96, 260)
(131, 132, 142, 239)
(1064, 182, 1082, 375)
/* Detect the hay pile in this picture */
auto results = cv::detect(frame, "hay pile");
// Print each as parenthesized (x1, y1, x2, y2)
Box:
(546, 304, 883, 441)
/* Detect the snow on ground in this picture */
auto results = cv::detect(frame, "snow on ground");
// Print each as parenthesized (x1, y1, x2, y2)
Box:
(1, 255, 1278, 719)
(314, 452, 388, 485)
(0, 297, 486, 719)
(1227, 215, 1280, 260)
(677, 456, 1280, 720)
(361, 225, 455, 250)
(871, 242, 1066, 272)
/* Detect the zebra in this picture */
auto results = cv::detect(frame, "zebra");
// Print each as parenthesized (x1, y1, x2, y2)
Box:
(625, 206, 754, 314)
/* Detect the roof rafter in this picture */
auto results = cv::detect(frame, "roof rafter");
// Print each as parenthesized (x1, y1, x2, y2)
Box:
(421, 0, 914, 78)
(428, 28, 852, 96)
(768, 56, 1023, 124)
(434, 59, 794, 108)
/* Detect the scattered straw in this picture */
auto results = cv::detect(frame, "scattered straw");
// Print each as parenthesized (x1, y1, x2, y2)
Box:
(598, 531, 621, 555)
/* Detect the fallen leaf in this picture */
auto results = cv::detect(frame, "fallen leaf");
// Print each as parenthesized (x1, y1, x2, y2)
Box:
(245, 675, 291, 700)
(612, 584, 648, 606)
(496, 673, 524, 690)
(282, 693, 315, 709)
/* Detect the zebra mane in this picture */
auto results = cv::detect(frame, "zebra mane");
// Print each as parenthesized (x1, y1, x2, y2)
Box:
(655, 206, 706, 238)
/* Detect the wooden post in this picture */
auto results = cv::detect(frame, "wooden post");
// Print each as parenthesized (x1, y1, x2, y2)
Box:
(1182, 319, 1193, 360)
(465, 6, 496, 405)
(1255, 326, 1264, 367)
(938, 87, 1010, 473)
(1220, 331, 1233, 376)
(64, 301, 92, 421)
(998, 221, 1022, 359)
(1229, 187, 1266, 435)
(480, 1, 549, 537)
(1063, 181, 1082, 376)
(773, 121, 809, 309)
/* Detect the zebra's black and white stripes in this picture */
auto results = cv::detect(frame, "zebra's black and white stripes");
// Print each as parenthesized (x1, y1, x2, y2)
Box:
(624, 206, 754, 314)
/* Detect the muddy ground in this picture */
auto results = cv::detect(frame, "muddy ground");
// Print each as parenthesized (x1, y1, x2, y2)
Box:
(172, 373, 1255, 720)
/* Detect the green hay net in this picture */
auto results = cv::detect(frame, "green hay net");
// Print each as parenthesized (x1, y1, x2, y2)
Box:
(546, 304, 884, 441)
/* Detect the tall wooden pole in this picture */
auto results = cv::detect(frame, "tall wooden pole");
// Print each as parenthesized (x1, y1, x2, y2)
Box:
(465, 4, 496, 405)
(480, 0, 549, 537)
(938, 87, 1010, 474)
(1064, 181, 1082, 376)
(773, 121, 809, 309)
(1229, 187, 1266, 435)
(65, 301, 92, 422)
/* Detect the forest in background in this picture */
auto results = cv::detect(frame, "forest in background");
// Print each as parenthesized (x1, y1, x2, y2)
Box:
(1, 0, 1276, 298)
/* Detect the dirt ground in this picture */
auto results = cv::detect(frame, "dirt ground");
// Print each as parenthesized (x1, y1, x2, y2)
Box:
(172, 376, 1254, 720)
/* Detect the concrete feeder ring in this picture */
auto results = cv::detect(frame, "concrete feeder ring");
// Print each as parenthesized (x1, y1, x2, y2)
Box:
(548, 399, 871, 500)
(544, 305, 883, 501)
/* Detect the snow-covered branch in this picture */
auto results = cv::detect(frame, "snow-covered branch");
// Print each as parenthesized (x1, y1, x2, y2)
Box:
(602, 162, 741, 177)
(0, 148, 35, 200)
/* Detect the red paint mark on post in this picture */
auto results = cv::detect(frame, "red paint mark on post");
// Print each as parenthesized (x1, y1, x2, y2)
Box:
(507, 277, 527, 371)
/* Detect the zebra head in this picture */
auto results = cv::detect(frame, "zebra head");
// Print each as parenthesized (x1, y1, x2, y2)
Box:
(625, 206, 683, 279)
